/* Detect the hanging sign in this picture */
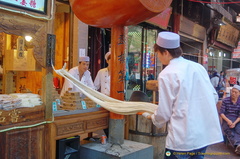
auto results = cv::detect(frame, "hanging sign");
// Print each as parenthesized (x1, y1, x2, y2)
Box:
(17, 37, 25, 59)
(232, 41, 240, 59)
(217, 21, 239, 48)
(0, 0, 47, 14)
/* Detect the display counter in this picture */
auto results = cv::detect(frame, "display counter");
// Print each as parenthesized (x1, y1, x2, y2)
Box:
(48, 107, 109, 159)
(53, 107, 109, 140)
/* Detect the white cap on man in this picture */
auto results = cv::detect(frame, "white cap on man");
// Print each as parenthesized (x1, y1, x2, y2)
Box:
(233, 85, 240, 91)
(156, 31, 180, 49)
(79, 56, 90, 62)
(105, 52, 111, 61)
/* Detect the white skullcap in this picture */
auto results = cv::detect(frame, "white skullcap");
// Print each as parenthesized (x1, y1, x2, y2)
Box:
(156, 31, 180, 49)
(79, 56, 90, 62)
(213, 68, 218, 72)
(233, 85, 240, 91)
(105, 52, 111, 61)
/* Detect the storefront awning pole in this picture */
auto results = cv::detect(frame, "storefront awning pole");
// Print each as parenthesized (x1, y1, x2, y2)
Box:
(109, 26, 125, 145)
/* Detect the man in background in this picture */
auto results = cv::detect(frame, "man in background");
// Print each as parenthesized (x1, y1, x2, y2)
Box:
(60, 56, 95, 97)
(220, 85, 240, 154)
(94, 52, 111, 136)
(94, 52, 111, 96)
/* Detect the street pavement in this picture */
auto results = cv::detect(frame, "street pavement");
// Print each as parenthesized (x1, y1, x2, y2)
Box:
(89, 130, 240, 159)
(205, 142, 240, 159)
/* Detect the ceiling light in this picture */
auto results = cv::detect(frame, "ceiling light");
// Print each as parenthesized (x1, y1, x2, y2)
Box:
(25, 36, 32, 42)
(219, 51, 222, 57)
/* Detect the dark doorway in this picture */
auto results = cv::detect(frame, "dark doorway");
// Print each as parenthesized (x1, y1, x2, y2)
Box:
(88, 27, 111, 79)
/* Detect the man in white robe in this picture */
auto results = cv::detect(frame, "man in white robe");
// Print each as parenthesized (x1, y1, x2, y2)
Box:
(94, 52, 111, 96)
(143, 31, 223, 159)
(60, 56, 95, 97)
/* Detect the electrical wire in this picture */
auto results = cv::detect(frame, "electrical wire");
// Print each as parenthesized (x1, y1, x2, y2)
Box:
(0, 118, 54, 133)
(188, 0, 240, 4)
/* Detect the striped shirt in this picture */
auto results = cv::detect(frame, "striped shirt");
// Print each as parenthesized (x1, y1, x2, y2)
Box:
(220, 96, 240, 118)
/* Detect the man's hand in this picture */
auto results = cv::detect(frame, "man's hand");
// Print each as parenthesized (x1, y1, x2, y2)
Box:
(142, 112, 152, 120)
(230, 123, 236, 128)
(146, 80, 158, 91)
(227, 120, 233, 126)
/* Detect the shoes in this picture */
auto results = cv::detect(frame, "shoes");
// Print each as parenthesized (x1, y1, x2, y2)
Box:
(235, 145, 240, 154)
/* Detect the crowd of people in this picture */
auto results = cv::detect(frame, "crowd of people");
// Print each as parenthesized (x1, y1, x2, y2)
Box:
(209, 69, 226, 99)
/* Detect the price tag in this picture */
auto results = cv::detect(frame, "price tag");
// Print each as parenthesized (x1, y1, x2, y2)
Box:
(96, 104, 101, 108)
(56, 99, 61, 105)
(81, 101, 87, 109)
(52, 101, 57, 111)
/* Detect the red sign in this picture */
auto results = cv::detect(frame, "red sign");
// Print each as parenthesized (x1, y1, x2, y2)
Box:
(203, 54, 208, 64)
(146, 7, 172, 29)
(208, 66, 216, 68)
(229, 76, 237, 85)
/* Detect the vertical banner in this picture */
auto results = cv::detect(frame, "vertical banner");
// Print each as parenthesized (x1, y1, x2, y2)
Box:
(109, 26, 126, 145)
(17, 37, 25, 59)
(232, 41, 240, 59)
(110, 26, 125, 114)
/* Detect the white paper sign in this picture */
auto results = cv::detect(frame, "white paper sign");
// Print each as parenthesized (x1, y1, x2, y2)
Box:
(79, 49, 86, 57)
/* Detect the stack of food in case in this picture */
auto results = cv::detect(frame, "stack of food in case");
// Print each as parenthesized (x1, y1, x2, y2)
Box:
(60, 90, 83, 110)
(52, 87, 60, 101)
(84, 97, 97, 109)
(0, 93, 42, 110)
(60, 89, 98, 110)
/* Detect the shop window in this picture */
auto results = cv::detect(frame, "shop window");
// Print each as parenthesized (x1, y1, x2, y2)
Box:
(125, 26, 158, 102)
(208, 47, 233, 72)
(182, 54, 198, 63)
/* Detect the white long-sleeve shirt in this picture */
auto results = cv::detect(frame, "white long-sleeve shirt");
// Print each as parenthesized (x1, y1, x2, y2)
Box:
(151, 57, 223, 151)
(60, 66, 95, 97)
(211, 76, 220, 88)
(94, 68, 110, 96)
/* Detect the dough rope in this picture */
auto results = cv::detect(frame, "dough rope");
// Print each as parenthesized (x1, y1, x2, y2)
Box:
(53, 64, 157, 115)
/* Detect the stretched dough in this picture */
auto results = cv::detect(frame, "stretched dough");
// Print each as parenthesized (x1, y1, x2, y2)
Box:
(54, 64, 157, 115)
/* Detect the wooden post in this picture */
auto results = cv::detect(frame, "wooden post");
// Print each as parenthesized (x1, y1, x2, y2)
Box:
(109, 25, 125, 145)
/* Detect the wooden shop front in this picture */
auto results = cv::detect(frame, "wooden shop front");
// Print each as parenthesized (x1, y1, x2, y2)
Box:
(0, 1, 109, 159)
